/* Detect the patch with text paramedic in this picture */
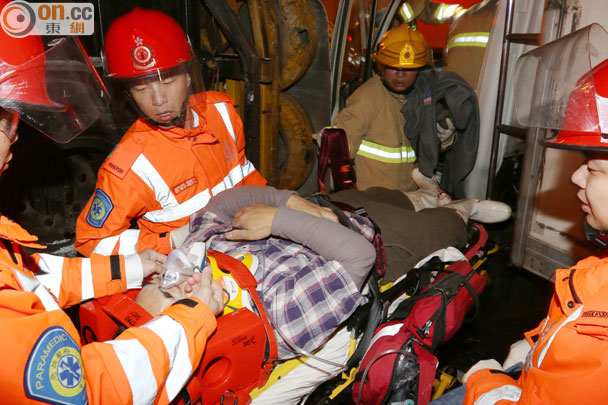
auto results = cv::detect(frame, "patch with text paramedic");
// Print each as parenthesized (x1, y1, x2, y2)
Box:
(87, 188, 114, 228)
(24, 326, 87, 405)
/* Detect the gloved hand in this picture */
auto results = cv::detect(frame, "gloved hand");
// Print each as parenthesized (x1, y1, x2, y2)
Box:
(436, 117, 456, 149)
(503, 338, 532, 370)
(170, 223, 190, 249)
(137, 248, 167, 278)
(462, 359, 503, 384)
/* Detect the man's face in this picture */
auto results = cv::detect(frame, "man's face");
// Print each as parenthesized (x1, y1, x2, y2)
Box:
(382, 66, 419, 93)
(571, 156, 608, 231)
(135, 275, 189, 316)
(129, 72, 191, 127)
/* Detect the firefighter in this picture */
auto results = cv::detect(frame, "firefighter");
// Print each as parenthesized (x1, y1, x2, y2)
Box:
(75, 8, 266, 257)
(331, 24, 479, 198)
(443, 0, 498, 90)
(399, 0, 467, 27)
(0, 12, 223, 405)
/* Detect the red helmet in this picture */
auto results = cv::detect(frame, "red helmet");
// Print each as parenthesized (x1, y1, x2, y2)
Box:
(104, 8, 194, 79)
(0, 0, 110, 142)
(0, 8, 59, 109)
(542, 58, 608, 153)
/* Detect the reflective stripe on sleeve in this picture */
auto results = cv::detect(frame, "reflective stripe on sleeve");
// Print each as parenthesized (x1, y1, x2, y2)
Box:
(447, 32, 490, 50)
(214, 102, 237, 143)
(92, 229, 140, 256)
(15, 270, 61, 311)
(80, 258, 94, 301)
(434, 4, 460, 22)
(399, 3, 414, 22)
(117, 229, 140, 255)
(107, 339, 158, 404)
(124, 253, 144, 290)
(144, 315, 192, 401)
(356, 140, 416, 163)
(474, 385, 522, 404)
(35, 254, 65, 299)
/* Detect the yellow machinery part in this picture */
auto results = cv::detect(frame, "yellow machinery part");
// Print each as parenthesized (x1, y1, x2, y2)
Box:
(275, 0, 318, 90)
(277, 93, 315, 190)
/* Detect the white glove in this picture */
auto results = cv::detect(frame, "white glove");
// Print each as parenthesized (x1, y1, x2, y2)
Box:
(462, 359, 503, 384)
(170, 223, 190, 249)
(437, 117, 456, 144)
(502, 338, 532, 370)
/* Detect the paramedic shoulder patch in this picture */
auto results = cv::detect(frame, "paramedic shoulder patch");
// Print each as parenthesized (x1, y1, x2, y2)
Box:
(87, 188, 113, 228)
(24, 326, 88, 405)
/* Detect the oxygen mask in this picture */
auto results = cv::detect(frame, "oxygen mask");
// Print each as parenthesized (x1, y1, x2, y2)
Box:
(160, 241, 208, 289)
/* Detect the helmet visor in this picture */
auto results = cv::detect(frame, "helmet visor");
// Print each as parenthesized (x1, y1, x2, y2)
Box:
(110, 59, 206, 128)
(0, 36, 110, 143)
(513, 23, 608, 134)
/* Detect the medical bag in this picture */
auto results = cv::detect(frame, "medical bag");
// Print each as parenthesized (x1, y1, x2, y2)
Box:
(352, 254, 486, 405)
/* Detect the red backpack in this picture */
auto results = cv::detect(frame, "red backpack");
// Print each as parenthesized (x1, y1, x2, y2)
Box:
(352, 254, 486, 405)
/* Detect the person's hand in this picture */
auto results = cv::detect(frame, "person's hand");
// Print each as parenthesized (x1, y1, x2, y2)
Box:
(185, 266, 224, 315)
(225, 203, 277, 240)
(137, 249, 167, 278)
(462, 359, 503, 384)
(502, 338, 532, 370)
(437, 117, 455, 143)
(286, 194, 339, 223)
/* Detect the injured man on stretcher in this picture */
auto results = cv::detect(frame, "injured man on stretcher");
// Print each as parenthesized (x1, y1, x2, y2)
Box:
(138, 185, 377, 361)
(129, 185, 510, 403)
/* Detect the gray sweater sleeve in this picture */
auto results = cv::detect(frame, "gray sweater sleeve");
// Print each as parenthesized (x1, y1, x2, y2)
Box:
(205, 186, 296, 222)
(271, 206, 376, 289)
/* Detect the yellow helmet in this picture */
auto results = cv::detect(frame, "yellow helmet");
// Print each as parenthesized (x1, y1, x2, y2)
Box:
(373, 25, 433, 69)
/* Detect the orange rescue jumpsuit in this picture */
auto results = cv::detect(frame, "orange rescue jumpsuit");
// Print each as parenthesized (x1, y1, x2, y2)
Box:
(0, 215, 217, 404)
(75, 91, 266, 256)
(465, 255, 608, 404)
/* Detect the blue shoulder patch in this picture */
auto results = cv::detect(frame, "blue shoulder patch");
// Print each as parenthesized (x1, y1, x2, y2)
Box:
(86, 188, 114, 228)
(24, 326, 88, 405)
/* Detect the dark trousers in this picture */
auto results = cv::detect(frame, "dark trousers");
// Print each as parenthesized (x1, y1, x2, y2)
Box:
(331, 187, 467, 282)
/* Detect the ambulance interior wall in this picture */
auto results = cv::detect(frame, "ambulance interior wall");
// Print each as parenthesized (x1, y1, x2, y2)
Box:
(519, 0, 608, 279)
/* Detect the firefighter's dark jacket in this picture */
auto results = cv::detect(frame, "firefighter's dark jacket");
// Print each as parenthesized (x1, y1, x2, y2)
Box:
(401, 70, 479, 198)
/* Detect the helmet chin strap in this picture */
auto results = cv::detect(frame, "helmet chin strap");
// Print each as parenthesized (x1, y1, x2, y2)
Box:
(584, 220, 608, 249)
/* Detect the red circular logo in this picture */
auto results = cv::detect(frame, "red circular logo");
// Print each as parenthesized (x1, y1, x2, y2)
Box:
(131, 45, 156, 70)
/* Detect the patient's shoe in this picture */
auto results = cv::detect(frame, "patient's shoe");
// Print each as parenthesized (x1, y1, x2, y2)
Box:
(412, 168, 451, 205)
(444, 199, 512, 224)
(402, 188, 451, 211)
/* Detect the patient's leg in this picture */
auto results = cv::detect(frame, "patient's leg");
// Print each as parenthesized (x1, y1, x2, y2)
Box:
(331, 188, 467, 282)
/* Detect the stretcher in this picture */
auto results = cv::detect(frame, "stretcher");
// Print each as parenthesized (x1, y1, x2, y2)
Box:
(78, 202, 496, 404)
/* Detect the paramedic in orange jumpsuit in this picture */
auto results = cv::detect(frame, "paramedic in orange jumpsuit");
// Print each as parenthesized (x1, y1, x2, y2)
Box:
(75, 8, 266, 257)
(460, 37, 608, 404)
(0, 14, 223, 404)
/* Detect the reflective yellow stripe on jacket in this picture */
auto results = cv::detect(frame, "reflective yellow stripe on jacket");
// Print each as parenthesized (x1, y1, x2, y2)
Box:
(356, 140, 416, 163)
(434, 3, 461, 22)
(399, 3, 415, 22)
(446, 32, 490, 50)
